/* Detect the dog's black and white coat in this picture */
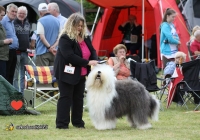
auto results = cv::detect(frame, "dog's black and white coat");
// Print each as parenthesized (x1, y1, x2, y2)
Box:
(86, 64, 160, 130)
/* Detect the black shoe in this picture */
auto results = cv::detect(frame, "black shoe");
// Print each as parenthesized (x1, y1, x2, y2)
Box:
(73, 125, 85, 129)
(56, 126, 69, 129)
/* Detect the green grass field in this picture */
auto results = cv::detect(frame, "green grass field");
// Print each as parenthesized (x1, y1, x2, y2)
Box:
(0, 93, 200, 140)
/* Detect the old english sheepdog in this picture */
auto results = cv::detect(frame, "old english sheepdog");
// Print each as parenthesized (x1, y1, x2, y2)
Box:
(85, 64, 160, 130)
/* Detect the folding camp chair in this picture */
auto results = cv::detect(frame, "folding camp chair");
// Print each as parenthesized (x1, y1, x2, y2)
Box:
(24, 65, 59, 109)
(177, 59, 200, 111)
(130, 60, 169, 110)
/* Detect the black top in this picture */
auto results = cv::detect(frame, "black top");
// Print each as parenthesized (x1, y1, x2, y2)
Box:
(118, 22, 142, 44)
(181, 59, 200, 90)
(14, 18, 30, 52)
(130, 60, 159, 92)
(54, 34, 98, 85)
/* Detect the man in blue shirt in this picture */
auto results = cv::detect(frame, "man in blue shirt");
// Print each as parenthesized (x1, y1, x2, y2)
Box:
(36, 3, 60, 66)
(48, 2, 67, 29)
(1, 3, 18, 84)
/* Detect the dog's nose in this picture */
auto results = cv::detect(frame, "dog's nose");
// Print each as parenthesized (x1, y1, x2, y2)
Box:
(96, 71, 101, 79)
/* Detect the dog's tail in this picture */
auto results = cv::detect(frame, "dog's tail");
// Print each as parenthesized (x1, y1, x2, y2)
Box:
(149, 94, 160, 121)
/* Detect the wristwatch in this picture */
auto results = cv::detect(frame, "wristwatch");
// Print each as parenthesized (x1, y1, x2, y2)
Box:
(47, 45, 51, 49)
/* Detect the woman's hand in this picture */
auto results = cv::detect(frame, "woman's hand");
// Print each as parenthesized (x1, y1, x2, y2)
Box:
(112, 56, 125, 71)
(119, 55, 125, 64)
(49, 47, 57, 56)
(112, 62, 120, 71)
(4, 38, 13, 45)
(177, 41, 181, 48)
(88, 60, 98, 66)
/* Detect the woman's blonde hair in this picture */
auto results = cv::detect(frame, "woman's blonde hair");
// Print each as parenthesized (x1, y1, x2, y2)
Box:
(59, 12, 88, 40)
(175, 51, 186, 64)
(190, 25, 200, 41)
(192, 25, 200, 35)
(113, 44, 127, 55)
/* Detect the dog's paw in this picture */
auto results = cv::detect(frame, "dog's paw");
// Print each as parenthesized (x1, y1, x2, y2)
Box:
(137, 123, 152, 130)
(94, 122, 116, 130)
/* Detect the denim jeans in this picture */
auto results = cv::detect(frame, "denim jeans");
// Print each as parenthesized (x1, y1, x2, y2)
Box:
(13, 52, 28, 93)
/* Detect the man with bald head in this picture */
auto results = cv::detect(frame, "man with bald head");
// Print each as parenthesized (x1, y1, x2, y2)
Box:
(36, 3, 60, 66)
(48, 2, 67, 29)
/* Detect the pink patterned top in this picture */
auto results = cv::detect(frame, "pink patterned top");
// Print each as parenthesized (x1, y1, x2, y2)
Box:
(79, 41, 91, 76)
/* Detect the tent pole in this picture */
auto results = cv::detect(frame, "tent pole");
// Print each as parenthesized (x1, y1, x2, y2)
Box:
(141, 0, 145, 62)
(159, 0, 163, 18)
(90, 7, 101, 38)
(80, 0, 83, 15)
(159, 0, 164, 71)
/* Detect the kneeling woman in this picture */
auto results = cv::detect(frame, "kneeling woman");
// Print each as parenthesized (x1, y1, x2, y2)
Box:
(107, 44, 131, 80)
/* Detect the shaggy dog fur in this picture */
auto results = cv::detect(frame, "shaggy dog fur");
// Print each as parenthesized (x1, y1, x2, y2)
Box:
(86, 64, 160, 130)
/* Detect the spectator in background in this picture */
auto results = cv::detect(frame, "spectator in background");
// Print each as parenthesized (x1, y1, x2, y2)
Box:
(13, 6, 30, 93)
(0, 6, 13, 78)
(160, 8, 181, 68)
(164, 51, 186, 79)
(118, 15, 142, 55)
(48, 2, 67, 29)
(1, 3, 18, 84)
(190, 30, 200, 57)
(186, 26, 200, 60)
(30, 30, 37, 49)
(107, 44, 131, 80)
(190, 25, 200, 42)
(36, 3, 60, 66)
(29, 30, 37, 64)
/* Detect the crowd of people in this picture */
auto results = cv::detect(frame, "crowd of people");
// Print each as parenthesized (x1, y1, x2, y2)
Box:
(0, 2, 200, 129)
(0, 2, 98, 129)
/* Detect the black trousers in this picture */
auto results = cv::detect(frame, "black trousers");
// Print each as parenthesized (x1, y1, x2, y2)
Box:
(56, 76, 85, 128)
(0, 60, 7, 78)
(6, 49, 17, 84)
(125, 43, 140, 55)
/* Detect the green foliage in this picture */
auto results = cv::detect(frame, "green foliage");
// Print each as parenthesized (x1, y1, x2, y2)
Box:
(176, 0, 180, 4)
(75, 0, 98, 29)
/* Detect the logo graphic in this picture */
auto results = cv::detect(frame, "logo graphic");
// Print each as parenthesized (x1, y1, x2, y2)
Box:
(6, 95, 27, 115)
(11, 100, 23, 110)
(5, 123, 14, 131)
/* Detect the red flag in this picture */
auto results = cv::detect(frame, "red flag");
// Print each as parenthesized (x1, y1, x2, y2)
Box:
(167, 67, 184, 108)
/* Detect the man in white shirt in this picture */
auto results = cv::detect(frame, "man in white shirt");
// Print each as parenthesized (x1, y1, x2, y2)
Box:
(48, 2, 67, 29)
